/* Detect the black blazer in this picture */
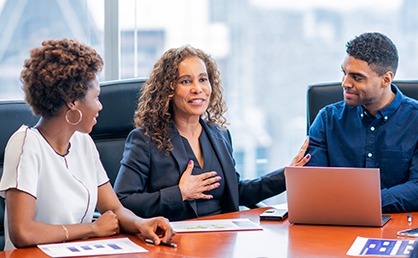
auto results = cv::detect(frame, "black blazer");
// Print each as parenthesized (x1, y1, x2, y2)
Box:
(114, 120, 286, 221)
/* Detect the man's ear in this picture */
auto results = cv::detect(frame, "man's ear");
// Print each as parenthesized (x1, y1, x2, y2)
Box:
(381, 71, 394, 88)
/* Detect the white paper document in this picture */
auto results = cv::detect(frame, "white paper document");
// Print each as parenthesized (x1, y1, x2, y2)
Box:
(347, 236, 417, 257)
(38, 237, 147, 257)
(170, 218, 262, 233)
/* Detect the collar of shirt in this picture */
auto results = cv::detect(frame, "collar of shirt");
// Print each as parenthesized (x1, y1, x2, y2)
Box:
(357, 84, 404, 122)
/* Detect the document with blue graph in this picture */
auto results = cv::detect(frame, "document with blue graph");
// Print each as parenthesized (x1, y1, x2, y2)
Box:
(38, 237, 147, 257)
(347, 237, 417, 257)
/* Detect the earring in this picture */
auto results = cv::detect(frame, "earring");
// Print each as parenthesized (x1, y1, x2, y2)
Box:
(65, 108, 83, 125)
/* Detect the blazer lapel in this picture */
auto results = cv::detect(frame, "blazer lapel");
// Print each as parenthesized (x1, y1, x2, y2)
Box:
(167, 125, 199, 215)
(168, 126, 189, 172)
(201, 121, 239, 210)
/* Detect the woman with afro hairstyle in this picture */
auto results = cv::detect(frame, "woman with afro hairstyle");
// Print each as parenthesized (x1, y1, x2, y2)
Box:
(0, 38, 173, 250)
(114, 45, 310, 221)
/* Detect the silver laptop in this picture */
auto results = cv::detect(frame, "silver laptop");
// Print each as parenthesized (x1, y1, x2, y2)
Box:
(284, 166, 391, 227)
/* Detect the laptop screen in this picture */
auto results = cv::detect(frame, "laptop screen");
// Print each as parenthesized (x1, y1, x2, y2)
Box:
(284, 166, 389, 227)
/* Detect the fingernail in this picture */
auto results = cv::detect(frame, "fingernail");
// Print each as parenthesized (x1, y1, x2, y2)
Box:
(188, 160, 193, 165)
(306, 154, 311, 159)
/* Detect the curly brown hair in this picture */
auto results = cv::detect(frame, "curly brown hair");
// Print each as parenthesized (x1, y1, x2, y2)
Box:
(21, 38, 103, 118)
(134, 45, 227, 153)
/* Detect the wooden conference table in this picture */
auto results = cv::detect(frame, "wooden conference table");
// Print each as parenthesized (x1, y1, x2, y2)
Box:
(0, 207, 416, 258)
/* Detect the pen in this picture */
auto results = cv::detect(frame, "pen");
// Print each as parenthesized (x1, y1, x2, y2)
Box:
(145, 239, 177, 248)
(408, 214, 412, 225)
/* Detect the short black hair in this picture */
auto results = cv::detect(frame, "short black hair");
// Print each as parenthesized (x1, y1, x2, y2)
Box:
(346, 32, 398, 76)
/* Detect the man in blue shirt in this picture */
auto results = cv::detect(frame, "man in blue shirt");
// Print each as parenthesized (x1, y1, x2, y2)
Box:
(307, 32, 418, 213)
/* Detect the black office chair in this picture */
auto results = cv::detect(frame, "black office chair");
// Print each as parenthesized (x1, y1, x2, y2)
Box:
(90, 78, 145, 186)
(306, 80, 418, 132)
(0, 101, 39, 250)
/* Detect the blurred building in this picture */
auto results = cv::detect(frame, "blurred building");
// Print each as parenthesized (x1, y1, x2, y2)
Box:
(0, 0, 102, 99)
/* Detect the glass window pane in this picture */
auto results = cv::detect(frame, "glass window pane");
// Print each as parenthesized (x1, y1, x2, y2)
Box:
(118, 0, 417, 205)
(0, 0, 104, 100)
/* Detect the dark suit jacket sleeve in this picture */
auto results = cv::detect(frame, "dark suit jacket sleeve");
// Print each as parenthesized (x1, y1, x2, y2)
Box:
(238, 168, 286, 208)
(219, 129, 286, 208)
(114, 128, 185, 218)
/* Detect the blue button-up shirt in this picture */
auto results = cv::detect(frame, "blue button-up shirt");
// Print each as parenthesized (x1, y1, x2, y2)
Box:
(307, 84, 418, 212)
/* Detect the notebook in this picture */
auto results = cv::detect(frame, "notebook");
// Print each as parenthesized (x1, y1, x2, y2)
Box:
(284, 166, 391, 227)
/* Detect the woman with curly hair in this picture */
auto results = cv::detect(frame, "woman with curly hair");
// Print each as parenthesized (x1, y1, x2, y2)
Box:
(114, 45, 310, 221)
(0, 38, 173, 250)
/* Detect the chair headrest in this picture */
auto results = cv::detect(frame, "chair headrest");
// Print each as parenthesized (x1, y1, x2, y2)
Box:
(90, 78, 146, 140)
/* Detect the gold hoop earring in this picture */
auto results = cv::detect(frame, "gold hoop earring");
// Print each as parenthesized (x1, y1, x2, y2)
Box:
(65, 109, 83, 126)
